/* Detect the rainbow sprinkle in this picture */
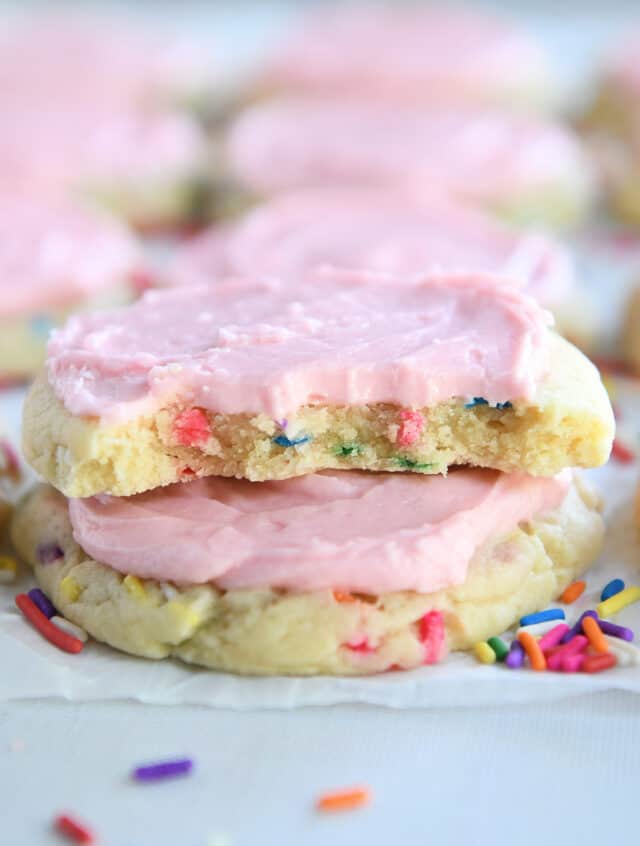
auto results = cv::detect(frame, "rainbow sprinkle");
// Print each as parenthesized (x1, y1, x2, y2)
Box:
(486, 579, 638, 675)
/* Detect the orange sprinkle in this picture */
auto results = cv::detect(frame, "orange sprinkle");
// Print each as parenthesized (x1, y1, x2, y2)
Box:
(316, 787, 371, 812)
(560, 580, 586, 604)
(333, 591, 356, 603)
(582, 615, 609, 654)
(518, 631, 547, 671)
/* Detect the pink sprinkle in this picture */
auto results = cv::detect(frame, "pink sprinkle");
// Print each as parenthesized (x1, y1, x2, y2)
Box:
(419, 610, 445, 665)
(129, 269, 155, 293)
(547, 634, 588, 671)
(173, 408, 211, 447)
(346, 638, 375, 654)
(0, 439, 20, 481)
(561, 653, 586, 673)
(539, 623, 570, 653)
(396, 410, 424, 447)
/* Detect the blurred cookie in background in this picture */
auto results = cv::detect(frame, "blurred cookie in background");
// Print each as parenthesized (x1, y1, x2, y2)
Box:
(585, 28, 640, 225)
(223, 98, 596, 231)
(0, 197, 142, 380)
(259, 5, 555, 112)
(2, 106, 212, 233)
(0, 8, 218, 115)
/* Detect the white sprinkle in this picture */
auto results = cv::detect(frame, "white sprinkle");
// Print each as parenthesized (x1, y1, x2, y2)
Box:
(161, 582, 179, 601)
(51, 616, 88, 643)
(604, 635, 640, 667)
(516, 619, 565, 639)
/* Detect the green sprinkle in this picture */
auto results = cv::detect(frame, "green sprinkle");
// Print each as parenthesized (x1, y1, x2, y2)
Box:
(487, 636, 509, 662)
(394, 457, 435, 471)
(336, 444, 361, 457)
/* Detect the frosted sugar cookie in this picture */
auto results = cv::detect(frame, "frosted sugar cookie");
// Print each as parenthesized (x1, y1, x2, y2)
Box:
(2, 106, 210, 231)
(584, 31, 640, 224)
(23, 273, 614, 497)
(225, 98, 595, 230)
(167, 189, 592, 346)
(0, 198, 141, 379)
(262, 6, 553, 111)
(10, 472, 603, 675)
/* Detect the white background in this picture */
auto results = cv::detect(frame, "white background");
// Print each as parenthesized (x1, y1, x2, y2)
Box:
(3, 3, 640, 844)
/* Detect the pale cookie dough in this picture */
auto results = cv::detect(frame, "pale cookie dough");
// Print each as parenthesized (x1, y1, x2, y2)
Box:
(10, 475, 604, 675)
(23, 276, 614, 497)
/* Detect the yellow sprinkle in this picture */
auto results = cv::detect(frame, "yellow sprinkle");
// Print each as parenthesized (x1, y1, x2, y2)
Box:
(597, 586, 640, 618)
(474, 642, 496, 664)
(168, 601, 200, 628)
(601, 374, 617, 401)
(0, 555, 17, 582)
(123, 574, 146, 600)
(59, 575, 81, 602)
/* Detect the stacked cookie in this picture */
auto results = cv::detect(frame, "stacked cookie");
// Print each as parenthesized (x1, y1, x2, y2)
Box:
(13, 267, 613, 675)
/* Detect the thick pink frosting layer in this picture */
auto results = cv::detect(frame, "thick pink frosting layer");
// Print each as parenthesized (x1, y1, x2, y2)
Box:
(1, 106, 204, 202)
(227, 98, 591, 206)
(47, 273, 551, 422)
(169, 189, 575, 308)
(265, 7, 550, 106)
(69, 469, 571, 592)
(0, 198, 141, 318)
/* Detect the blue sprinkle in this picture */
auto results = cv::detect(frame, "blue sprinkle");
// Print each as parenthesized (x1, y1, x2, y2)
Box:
(273, 434, 311, 448)
(519, 608, 565, 627)
(30, 314, 55, 337)
(601, 578, 625, 602)
(464, 397, 512, 410)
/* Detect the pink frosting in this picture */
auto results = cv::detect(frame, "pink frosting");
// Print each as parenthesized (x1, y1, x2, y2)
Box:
(0, 12, 216, 111)
(1, 106, 204, 202)
(264, 6, 550, 105)
(68, 469, 571, 592)
(47, 272, 551, 423)
(604, 31, 640, 97)
(168, 189, 575, 308)
(227, 98, 592, 207)
(0, 198, 141, 318)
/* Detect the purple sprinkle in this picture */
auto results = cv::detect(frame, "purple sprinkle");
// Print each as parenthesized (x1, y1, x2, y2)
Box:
(598, 620, 634, 642)
(560, 610, 598, 644)
(133, 758, 193, 783)
(506, 641, 525, 669)
(280, 418, 288, 430)
(27, 588, 57, 619)
(36, 543, 64, 564)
